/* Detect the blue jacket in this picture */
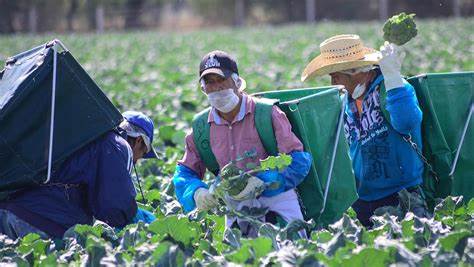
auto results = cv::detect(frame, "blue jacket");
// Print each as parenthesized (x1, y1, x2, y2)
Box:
(173, 151, 312, 213)
(3, 131, 138, 237)
(344, 71, 424, 201)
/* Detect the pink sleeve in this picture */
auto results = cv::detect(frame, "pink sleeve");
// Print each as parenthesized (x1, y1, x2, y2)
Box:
(271, 106, 304, 153)
(177, 131, 206, 178)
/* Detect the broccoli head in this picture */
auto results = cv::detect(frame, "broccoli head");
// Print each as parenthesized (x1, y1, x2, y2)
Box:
(220, 162, 240, 179)
(218, 162, 249, 196)
(383, 13, 417, 45)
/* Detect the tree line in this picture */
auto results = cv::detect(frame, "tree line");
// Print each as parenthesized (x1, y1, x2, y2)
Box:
(0, 0, 471, 34)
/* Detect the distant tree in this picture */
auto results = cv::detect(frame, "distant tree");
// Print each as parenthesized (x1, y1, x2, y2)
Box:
(285, 0, 305, 22)
(124, 0, 145, 28)
(0, 0, 48, 33)
(85, 0, 124, 31)
(379, 0, 388, 20)
(123, 0, 168, 29)
(189, 0, 236, 26)
(85, 0, 99, 30)
(0, 0, 17, 33)
(234, 0, 245, 26)
(67, 0, 79, 31)
(306, 0, 316, 23)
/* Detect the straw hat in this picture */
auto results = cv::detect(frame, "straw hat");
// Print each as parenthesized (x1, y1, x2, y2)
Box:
(301, 34, 382, 81)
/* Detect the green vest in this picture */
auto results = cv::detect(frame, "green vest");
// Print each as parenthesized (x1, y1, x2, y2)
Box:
(191, 98, 279, 176)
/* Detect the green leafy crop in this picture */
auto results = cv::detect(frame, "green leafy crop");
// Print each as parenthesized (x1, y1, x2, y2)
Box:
(383, 12, 418, 45)
(218, 162, 247, 196)
(2, 197, 472, 266)
(0, 19, 472, 266)
(220, 162, 241, 179)
(210, 153, 292, 203)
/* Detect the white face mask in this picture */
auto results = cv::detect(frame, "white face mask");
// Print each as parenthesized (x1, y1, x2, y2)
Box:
(351, 83, 366, 99)
(207, 89, 240, 113)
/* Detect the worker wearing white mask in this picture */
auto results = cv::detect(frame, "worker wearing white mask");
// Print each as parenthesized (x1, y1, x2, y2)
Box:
(172, 50, 312, 237)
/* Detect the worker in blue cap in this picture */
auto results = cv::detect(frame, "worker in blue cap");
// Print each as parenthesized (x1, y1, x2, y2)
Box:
(119, 111, 158, 224)
(0, 111, 158, 239)
(121, 111, 159, 162)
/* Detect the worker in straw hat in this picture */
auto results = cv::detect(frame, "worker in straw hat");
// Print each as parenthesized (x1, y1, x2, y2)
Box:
(301, 35, 428, 227)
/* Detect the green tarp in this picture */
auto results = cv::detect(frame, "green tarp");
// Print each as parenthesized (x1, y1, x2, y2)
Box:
(407, 72, 473, 206)
(0, 41, 122, 198)
(254, 87, 358, 225)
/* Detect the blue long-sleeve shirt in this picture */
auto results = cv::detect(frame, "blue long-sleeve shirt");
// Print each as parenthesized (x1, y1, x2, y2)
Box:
(173, 151, 312, 213)
(344, 71, 424, 201)
(4, 131, 138, 237)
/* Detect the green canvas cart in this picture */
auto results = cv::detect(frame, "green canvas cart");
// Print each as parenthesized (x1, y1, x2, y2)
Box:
(407, 72, 473, 207)
(254, 87, 358, 225)
(0, 40, 123, 199)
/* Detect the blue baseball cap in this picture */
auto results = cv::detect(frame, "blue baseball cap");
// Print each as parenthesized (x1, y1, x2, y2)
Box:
(122, 111, 158, 159)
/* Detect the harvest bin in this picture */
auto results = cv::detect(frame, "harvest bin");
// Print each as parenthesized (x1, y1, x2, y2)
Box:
(407, 72, 473, 207)
(0, 40, 123, 199)
(254, 71, 473, 225)
(254, 87, 358, 226)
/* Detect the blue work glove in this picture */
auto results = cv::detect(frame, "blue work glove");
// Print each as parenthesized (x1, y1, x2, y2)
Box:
(132, 208, 156, 224)
(173, 164, 208, 213)
(256, 170, 285, 197)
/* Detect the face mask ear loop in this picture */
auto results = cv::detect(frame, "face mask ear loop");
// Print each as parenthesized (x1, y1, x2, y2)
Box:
(231, 73, 241, 90)
(133, 164, 147, 204)
(351, 71, 373, 99)
(351, 82, 366, 99)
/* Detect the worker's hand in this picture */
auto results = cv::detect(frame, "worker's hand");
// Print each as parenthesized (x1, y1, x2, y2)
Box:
(256, 170, 286, 197)
(379, 41, 405, 90)
(194, 188, 219, 211)
(230, 176, 265, 201)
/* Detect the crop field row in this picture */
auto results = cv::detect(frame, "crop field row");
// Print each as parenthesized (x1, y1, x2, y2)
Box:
(0, 18, 473, 266)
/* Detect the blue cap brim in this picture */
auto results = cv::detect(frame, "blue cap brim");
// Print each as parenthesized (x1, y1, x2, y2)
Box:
(143, 146, 159, 159)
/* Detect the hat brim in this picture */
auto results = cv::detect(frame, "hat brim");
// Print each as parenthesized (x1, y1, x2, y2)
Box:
(143, 146, 159, 159)
(301, 48, 381, 82)
(197, 74, 247, 92)
(200, 68, 233, 80)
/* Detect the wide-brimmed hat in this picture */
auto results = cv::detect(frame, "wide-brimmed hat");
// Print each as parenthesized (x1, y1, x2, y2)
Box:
(301, 34, 381, 81)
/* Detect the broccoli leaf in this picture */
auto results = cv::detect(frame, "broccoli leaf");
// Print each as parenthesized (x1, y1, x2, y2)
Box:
(260, 153, 292, 171)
